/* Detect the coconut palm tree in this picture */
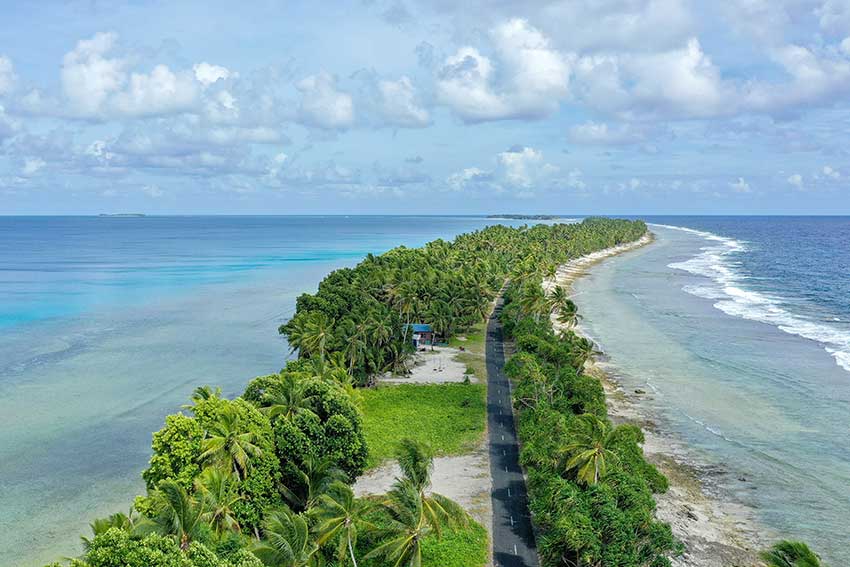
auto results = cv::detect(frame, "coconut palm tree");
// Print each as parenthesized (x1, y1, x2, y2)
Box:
(253, 507, 318, 567)
(556, 299, 581, 328)
(259, 374, 318, 422)
(760, 541, 824, 567)
(81, 509, 139, 550)
(142, 479, 207, 551)
(560, 414, 619, 485)
(195, 467, 242, 537)
(201, 406, 263, 481)
(301, 312, 334, 362)
(393, 439, 468, 537)
(281, 455, 349, 511)
(310, 481, 373, 567)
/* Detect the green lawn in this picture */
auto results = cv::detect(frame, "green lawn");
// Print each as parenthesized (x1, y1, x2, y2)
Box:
(360, 382, 486, 468)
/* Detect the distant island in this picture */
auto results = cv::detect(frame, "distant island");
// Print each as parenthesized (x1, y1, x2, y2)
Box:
(486, 214, 564, 220)
(98, 213, 146, 217)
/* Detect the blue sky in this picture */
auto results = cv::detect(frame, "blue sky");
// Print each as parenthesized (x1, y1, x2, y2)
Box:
(1, 0, 849, 214)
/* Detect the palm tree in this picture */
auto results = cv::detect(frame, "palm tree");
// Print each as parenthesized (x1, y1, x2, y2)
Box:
(556, 299, 580, 328)
(761, 541, 824, 567)
(394, 439, 468, 537)
(81, 509, 138, 550)
(570, 336, 597, 371)
(201, 406, 263, 481)
(195, 467, 242, 537)
(143, 479, 207, 551)
(259, 374, 318, 422)
(364, 478, 466, 567)
(518, 283, 547, 322)
(281, 455, 349, 511)
(363, 480, 431, 567)
(560, 414, 619, 485)
(253, 507, 318, 567)
(310, 482, 373, 567)
(301, 312, 334, 362)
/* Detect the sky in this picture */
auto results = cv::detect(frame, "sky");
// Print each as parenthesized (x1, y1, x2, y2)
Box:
(1, 0, 849, 215)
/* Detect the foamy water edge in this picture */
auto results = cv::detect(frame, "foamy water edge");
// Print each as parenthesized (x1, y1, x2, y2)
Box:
(651, 223, 850, 374)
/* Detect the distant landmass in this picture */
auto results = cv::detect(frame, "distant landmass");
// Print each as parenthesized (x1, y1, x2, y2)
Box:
(487, 214, 564, 220)
(98, 213, 146, 217)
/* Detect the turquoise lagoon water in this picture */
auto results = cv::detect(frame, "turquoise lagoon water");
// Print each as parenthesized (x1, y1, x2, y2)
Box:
(0, 216, 526, 566)
(575, 218, 850, 565)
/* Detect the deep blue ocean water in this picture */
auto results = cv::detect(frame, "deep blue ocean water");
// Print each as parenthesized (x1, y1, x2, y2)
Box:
(0, 215, 527, 566)
(576, 216, 850, 564)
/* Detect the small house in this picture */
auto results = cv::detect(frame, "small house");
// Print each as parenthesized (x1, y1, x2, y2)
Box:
(407, 323, 434, 348)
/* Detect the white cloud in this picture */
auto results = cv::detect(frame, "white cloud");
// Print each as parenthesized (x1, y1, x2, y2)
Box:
(446, 167, 491, 191)
(436, 19, 569, 122)
(111, 64, 199, 117)
(296, 72, 354, 130)
(823, 165, 841, 179)
(788, 173, 804, 189)
(0, 55, 15, 95)
(60, 32, 199, 118)
(61, 32, 127, 116)
(497, 146, 548, 188)
(378, 76, 430, 127)
(193, 62, 232, 87)
(568, 121, 645, 145)
(730, 177, 751, 192)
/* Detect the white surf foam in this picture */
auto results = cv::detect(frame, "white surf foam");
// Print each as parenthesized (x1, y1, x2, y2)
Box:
(651, 223, 850, 374)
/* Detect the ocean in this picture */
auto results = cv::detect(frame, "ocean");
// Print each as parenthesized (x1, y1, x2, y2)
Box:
(574, 216, 850, 565)
(0, 215, 525, 566)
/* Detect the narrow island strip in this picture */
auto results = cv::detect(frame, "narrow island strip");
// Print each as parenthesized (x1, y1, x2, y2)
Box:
(40, 219, 823, 567)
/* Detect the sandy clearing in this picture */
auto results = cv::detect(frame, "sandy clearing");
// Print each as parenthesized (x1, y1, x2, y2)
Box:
(381, 345, 479, 384)
(353, 440, 493, 530)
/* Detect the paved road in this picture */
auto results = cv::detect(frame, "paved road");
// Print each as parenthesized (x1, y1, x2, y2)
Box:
(487, 297, 539, 567)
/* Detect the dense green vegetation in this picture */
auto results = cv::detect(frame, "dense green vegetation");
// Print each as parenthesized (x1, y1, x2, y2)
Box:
(43, 218, 658, 567)
(360, 383, 486, 468)
(280, 218, 649, 384)
(501, 284, 681, 567)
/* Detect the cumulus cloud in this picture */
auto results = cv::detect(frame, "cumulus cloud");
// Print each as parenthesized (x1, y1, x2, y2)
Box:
(788, 173, 804, 189)
(496, 146, 555, 188)
(446, 145, 558, 193)
(446, 167, 492, 191)
(436, 19, 569, 122)
(60, 32, 201, 118)
(111, 65, 198, 116)
(61, 32, 127, 116)
(296, 72, 354, 130)
(193, 62, 232, 87)
(378, 76, 430, 127)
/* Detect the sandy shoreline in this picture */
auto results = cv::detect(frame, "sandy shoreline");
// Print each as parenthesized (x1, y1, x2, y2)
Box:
(545, 231, 766, 567)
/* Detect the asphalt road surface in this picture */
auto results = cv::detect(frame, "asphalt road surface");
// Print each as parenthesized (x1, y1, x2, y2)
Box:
(487, 297, 539, 567)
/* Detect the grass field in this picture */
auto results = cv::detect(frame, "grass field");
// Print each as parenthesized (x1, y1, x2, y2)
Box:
(360, 382, 486, 468)
(449, 320, 488, 382)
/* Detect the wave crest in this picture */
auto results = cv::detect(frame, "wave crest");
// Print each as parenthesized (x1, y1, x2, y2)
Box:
(652, 223, 850, 374)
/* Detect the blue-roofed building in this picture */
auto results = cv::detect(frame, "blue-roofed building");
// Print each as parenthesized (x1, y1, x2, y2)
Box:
(406, 323, 434, 348)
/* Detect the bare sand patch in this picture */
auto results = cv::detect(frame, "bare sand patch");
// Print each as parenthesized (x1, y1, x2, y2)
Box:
(354, 440, 493, 530)
(381, 345, 479, 384)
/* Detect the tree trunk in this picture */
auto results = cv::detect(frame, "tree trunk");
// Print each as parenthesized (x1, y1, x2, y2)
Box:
(348, 533, 358, 567)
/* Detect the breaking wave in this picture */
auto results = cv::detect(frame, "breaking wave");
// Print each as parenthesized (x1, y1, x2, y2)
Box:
(652, 223, 850, 374)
